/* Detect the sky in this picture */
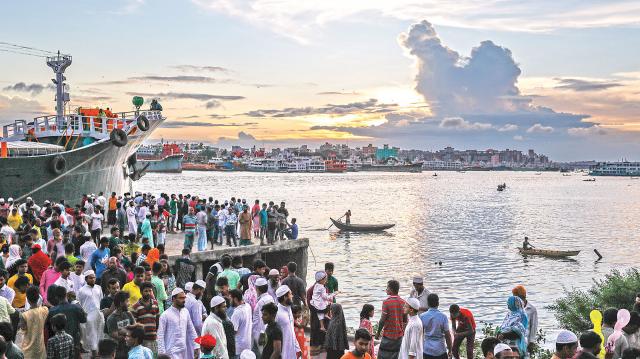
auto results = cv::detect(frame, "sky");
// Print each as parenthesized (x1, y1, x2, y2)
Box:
(0, 0, 639, 161)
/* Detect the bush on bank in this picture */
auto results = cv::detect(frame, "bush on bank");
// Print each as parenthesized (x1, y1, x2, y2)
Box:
(548, 268, 640, 333)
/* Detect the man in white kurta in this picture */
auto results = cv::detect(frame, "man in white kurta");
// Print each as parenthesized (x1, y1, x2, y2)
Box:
(186, 280, 207, 335)
(399, 298, 424, 359)
(77, 271, 105, 355)
(126, 202, 137, 235)
(274, 285, 301, 359)
(158, 288, 199, 359)
(252, 278, 274, 346)
(202, 296, 229, 359)
(230, 292, 253, 354)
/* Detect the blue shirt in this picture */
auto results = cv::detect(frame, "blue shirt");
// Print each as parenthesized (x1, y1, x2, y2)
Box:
(290, 224, 298, 239)
(90, 247, 110, 279)
(128, 344, 153, 359)
(419, 307, 450, 356)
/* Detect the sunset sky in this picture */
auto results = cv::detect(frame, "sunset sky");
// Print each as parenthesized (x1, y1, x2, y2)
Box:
(1, 0, 639, 160)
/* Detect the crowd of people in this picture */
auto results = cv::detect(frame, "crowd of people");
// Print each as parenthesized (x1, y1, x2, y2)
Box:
(0, 194, 639, 359)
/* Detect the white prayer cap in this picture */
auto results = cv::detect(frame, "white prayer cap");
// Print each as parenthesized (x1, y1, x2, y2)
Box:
(556, 330, 578, 344)
(185, 282, 194, 292)
(255, 277, 268, 286)
(171, 288, 184, 297)
(210, 296, 225, 308)
(269, 269, 279, 276)
(275, 285, 290, 298)
(83, 270, 96, 277)
(240, 349, 256, 359)
(412, 277, 424, 284)
(194, 280, 207, 289)
(494, 344, 512, 356)
(315, 271, 327, 282)
(406, 298, 420, 310)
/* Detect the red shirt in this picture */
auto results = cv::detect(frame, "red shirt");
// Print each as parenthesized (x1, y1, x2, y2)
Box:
(381, 295, 406, 339)
(27, 250, 51, 282)
(451, 308, 476, 332)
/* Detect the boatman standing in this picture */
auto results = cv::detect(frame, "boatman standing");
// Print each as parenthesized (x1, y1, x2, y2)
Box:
(344, 210, 351, 225)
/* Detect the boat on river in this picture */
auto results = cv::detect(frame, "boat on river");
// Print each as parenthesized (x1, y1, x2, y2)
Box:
(330, 218, 395, 231)
(518, 248, 580, 258)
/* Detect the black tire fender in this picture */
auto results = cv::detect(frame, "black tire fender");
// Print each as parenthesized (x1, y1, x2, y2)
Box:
(49, 155, 66, 175)
(110, 128, 128, 147)
(127, 154, 137, 167)
(137, 115, 150, 131)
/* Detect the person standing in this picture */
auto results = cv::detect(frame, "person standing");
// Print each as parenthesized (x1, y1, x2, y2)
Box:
(196, 206, 208, 252)
(261, 302, 283, 359)
(341, 329, 373, 359)
(186, 280, 207, 335)
(18, 286, 48, 358)
(151, 261, 168, 314)
(376, 280, 406, 359)
(325, 304, 349, 359)
(90, 207, 104, 241)
(183, 207, 198, 251)
(420, 293, 452, 359)
(105, 291, 135, 358)
(126, 201, 137, 236)
(576, 331, 602, 359)
(251, 200, 261, 240)
(27, 244, 50, 284)
(449, 304, 476, 359)
(90, 237, 110, 282)
(47, 286, 87, 358)
(359, 304, 376, 359)
(512, 285, 538, 352)
(218, 256, 241, 291)
(46, 314, 75, 359)
(281, 262, 306, 309)
(157, 288, 200, 359)
(495, 296, 529, 357)
(174, 248, 197, 289)
(140, 213, 154, 248)
(409, 277, 430, 314)
(125, 324, 154, 359)
(131, 282, 160, 354)
(107, 192, 117, 226)
(552, 330, 579, 359)
(203, 296, 230, 359)
(252, 277, 274, 354)
(100, 257, 127, 295)
(325, 263, 338, 299)
(77, 270, 105, 357)
(259, 204, 268, 245)
(239, 206, 252, 246)
(231, 288, 253, 355)
(225, 209, 238, 247)
(275, 285, 301, 359)
(399, 298, 423, 359)
(116, 202, 126, 240)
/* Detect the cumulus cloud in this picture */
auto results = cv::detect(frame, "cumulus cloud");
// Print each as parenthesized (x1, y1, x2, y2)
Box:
(242, 98, 396, 117)
(526, 123, 554, 134)
(206, 100, 221, 109)
(554, 78, 622, 92)
(568, 125, 607, 136)
(3, 82, 55, 96)
(439, 117, 493, 131)
(498, 124, 519, 132)
(216, 131, 258, 147)
(400, 21, 525, 115)
(0, 94, 47, 125)
(126, 92, 245, 101)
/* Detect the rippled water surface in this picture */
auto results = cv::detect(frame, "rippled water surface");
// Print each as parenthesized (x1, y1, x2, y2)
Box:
(136, 171, 640, 332)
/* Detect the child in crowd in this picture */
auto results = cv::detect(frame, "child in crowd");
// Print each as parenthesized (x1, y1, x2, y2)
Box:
(359, 304, 376, 359)
(293, 305, 309, 359)
(310, 271, 338, 332)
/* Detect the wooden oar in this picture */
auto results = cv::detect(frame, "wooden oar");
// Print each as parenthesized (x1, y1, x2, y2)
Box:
(327, 214, 346, 230)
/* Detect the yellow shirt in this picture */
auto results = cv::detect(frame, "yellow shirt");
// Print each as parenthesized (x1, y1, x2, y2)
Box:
(8, 273, 33, 308)
(7, 213, 22, 231)
(122, 281, 141, 309)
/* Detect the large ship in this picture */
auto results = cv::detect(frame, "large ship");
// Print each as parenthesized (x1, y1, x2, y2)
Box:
(135, 143, 183, 173)
(360, 158, 423, 173)
(0, 53, 166, 203)
(589, 162, 640, 176)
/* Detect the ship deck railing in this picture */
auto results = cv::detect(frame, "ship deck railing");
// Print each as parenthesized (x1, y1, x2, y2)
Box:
(2, 110, 162, 141)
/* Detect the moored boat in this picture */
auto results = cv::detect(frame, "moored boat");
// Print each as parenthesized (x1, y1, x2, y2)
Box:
(330, 217, 395, 231)
(518, 248, 580, 258)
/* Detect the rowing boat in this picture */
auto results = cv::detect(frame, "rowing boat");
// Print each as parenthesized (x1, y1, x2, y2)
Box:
(330, 218, 395, 231)
(518, 248, 580, 258)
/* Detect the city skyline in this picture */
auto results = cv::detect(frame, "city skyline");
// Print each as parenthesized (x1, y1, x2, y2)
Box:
(1, 0, 639, 161)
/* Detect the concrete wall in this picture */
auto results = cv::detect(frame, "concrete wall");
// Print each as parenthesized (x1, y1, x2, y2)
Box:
(168, 238, 309, 282)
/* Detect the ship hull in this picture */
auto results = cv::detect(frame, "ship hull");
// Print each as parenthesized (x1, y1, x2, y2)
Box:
(0, 119, 163, 203)
(137, 154, 183, 173)
(360, 163, 423, 173)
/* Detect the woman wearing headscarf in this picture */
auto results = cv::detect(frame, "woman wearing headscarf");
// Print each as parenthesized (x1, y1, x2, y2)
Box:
(5, 244, 21, 274)
(325, 304, 349, 359)
(496, 296, 529, 358)
(243, 274, 259, 310)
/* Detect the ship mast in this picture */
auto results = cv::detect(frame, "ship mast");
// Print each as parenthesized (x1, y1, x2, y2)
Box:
(46, 51, 72, 126)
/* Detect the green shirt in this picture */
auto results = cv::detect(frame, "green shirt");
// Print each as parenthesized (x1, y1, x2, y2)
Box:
(219, 269, 241, 290)
(108, 236, 120, 251)
(65, 255, 79, 266)
(151, 275, 167, 314)
(169, 200, 178, 215)
(327, 275, 338, 303)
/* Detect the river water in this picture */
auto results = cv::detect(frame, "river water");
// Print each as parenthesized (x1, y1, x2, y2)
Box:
(135, 171, 640, 333)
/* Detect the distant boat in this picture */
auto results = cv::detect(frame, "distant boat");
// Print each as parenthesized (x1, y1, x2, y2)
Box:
(518, 248, 580, 258)
(329, 218, 395, 231)
(534, 172, 542, 175)
(583, 178, 596, 182)
(432, 173, 438, 177)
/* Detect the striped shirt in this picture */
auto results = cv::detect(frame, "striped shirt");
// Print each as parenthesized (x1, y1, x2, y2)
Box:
(382, 295, 406, 339)
(183, 214, 197, 233)
(132, 299, 160, 341)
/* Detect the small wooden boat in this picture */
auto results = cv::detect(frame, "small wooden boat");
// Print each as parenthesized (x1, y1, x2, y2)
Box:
(330, 218, 395, 231)
(583, 178, 596, 182)
(518, 248, 580, 258)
